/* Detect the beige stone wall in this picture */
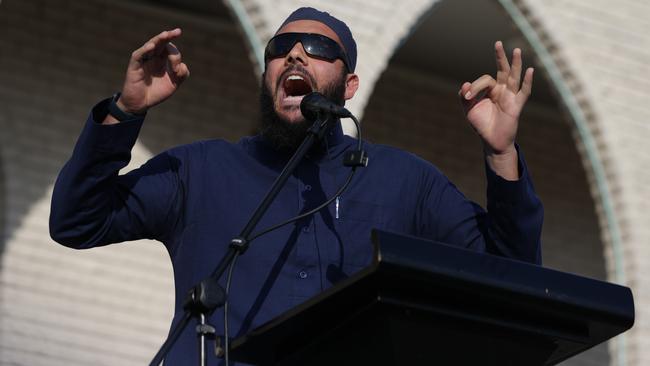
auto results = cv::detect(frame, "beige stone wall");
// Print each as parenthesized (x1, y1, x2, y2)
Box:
(506, 1, 650, 364)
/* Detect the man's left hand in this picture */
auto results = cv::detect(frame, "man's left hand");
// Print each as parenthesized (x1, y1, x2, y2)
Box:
(459, 41, 533, 180)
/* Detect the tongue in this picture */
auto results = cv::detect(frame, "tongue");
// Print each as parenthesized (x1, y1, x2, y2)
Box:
(284, 78, 311, 97)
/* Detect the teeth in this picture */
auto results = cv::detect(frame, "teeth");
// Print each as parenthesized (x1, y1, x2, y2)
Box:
(287, 75, 304, 81)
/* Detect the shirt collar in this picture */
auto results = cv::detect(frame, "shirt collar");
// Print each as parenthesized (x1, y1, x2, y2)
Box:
(242, 120, 354, 169)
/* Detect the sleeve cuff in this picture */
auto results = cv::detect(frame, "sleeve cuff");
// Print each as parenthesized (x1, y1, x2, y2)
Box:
(485, 144, 535, 205)
(92, 96, 146, 125)
(73, 97, 145, 156)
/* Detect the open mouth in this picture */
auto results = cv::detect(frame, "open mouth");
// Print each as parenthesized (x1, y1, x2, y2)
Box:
(282, 74, 313, 100)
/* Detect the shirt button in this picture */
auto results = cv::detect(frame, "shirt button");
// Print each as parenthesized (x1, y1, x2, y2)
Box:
(298, 271, 308, 279)
(305, 185, 312, 191)
(302, 226, 310, 233)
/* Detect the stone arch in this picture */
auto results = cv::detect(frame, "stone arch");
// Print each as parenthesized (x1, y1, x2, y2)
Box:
(360, 0, 620, 365)
(0, 0, 259, 364)
(504, 2, 650, 366)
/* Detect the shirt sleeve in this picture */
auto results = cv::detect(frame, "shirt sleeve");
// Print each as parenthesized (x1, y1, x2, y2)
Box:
(483, 147, 543, 264)
(49, 98, 183, 249)
(416, 146, 543, 264)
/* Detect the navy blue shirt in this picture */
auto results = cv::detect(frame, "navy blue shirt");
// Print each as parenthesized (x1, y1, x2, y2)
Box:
(50, 98, 543, 365)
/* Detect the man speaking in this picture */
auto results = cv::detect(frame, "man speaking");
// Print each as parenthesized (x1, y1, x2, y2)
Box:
(50, 7, 542, 365)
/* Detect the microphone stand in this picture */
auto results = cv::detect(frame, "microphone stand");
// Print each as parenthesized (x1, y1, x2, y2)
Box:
(149, 112, 336, 366)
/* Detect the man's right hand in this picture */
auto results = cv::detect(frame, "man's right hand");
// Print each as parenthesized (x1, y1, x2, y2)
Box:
(104, 28, 190, 125)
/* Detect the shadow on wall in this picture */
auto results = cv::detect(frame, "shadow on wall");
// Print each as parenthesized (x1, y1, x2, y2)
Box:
(0, 0, 259, 246)
(135, 0, 261, 153)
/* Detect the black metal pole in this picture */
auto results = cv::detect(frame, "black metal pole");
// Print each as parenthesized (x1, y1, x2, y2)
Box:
(149, 311, 193, 365)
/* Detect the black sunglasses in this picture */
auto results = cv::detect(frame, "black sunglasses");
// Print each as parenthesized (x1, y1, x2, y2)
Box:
(264, 32, 350, 71)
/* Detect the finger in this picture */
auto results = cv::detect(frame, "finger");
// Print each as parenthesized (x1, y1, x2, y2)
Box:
(495, 41, 510, 83)
(151, 28, 182, 46)
(516, 67, 534, 103)
(176, 63, 190, 83)
(458, 81, 471, 97)
(166, 42, 182, 72)
(149, 28, 183, 57)
(129, 41, 156, 68)
(465, 74, 496, 100)
(166, 43, 190, 83)
(460, 76, 495, 115)
(508, 48, 523, 91)
(129, 28, 182, 65)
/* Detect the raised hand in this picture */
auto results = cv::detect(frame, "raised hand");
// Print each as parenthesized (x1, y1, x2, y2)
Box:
(459, 41, 533, 180)
(111, 28, 190, 119)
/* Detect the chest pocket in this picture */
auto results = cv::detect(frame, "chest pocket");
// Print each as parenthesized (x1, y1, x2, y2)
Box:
(332, 198, 385, 269)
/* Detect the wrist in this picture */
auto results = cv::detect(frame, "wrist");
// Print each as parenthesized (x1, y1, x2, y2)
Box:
(115, 99, 144, 115)
(108, 93, 147, 122)
(483, 142, 516, 157)
(485, 144, 519, 181)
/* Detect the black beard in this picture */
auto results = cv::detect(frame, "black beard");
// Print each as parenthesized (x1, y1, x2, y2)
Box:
(259, 67, 347, 153)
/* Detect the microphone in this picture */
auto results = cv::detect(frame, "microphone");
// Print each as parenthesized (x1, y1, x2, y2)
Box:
(300, 92, 352, 121)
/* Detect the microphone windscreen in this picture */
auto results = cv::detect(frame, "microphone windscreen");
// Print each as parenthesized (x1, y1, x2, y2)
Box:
(300, 92, 328, 121)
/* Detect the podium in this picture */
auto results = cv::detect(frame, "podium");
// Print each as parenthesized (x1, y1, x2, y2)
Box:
(230, 230, 634, 365)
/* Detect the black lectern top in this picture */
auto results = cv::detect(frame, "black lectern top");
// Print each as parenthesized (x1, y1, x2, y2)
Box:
(230, 230, 634, 365)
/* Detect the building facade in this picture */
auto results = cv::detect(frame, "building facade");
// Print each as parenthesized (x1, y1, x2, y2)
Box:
(1, 0, 648, 365)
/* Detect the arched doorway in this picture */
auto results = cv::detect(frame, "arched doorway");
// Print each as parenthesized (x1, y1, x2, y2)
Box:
(362, 0, 610, 364)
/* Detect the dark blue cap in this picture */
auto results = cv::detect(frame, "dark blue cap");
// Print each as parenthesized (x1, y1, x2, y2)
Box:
(277, 7, 357, 72)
